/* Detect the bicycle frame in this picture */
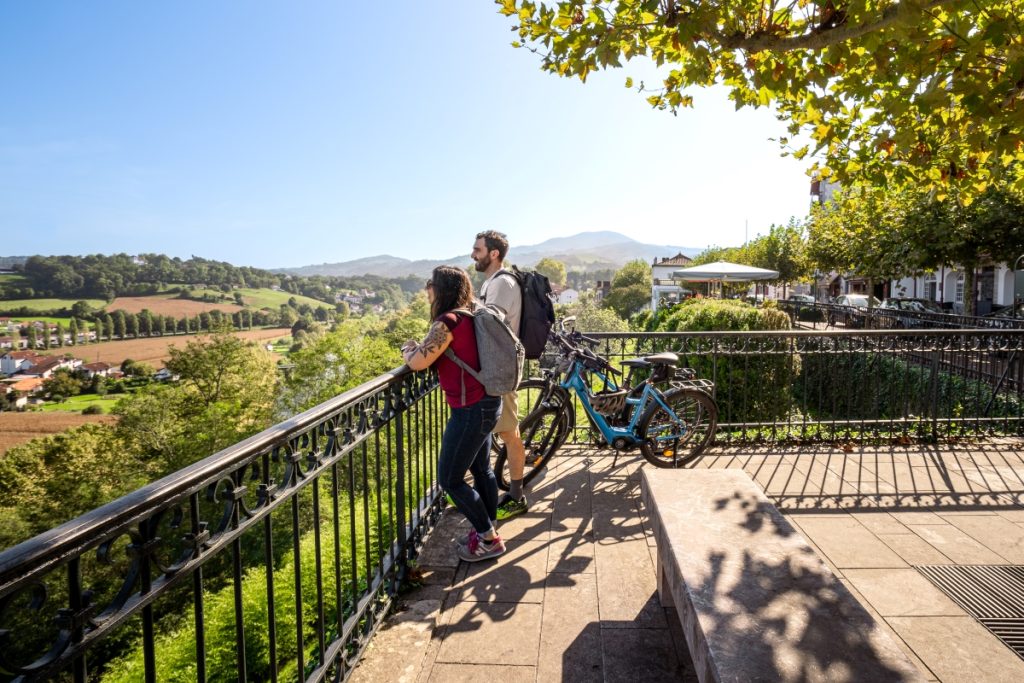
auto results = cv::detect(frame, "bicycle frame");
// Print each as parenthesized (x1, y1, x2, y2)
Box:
(558, 355, 683, 448)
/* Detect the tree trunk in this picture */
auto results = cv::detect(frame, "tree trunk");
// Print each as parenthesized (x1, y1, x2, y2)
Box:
(963, 265, 977, 317)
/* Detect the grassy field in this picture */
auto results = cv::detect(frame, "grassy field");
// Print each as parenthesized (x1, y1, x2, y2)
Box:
(107, 294, 244, 316)
(40, 393, 125, 414)
(38, 328, 291, 366)
(0, 297, 106, 311)
(4, 316, 73, 325)
(234, 288, 331, 309)
(0, 412, 117, 455)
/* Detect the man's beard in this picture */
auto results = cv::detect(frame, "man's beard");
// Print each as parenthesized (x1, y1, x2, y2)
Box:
(473, 255, 491, 272)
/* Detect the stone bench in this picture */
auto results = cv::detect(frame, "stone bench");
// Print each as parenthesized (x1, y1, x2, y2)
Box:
(641, 469, 926, 683)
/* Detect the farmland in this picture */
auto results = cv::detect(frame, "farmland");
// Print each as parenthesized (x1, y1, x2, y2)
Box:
(234, 288, 332, 309)
(106, 294, 244, 316)
(38, 328, 291, 367)
(1, 297, 106, 311)
(0, 412, 117, 455)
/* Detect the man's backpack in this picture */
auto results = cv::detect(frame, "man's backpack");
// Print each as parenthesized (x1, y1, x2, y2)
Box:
(502, 266, 556, 360)
(444, 303, 525, 399)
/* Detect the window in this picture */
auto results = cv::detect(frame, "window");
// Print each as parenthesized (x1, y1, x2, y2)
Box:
(955, 273, 965, 304)
(924, 273, 937, 301)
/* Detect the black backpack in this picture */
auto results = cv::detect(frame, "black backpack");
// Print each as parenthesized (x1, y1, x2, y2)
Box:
(501, 265, 556, 360)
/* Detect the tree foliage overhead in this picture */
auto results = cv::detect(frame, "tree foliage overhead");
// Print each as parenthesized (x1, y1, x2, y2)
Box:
(498, 0, 1024, 200)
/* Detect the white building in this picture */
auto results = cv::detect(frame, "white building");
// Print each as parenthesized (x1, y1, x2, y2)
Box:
(890, 265, 1015, 315)
(555, 288, 579, 305)
(650, 253, 694, 309)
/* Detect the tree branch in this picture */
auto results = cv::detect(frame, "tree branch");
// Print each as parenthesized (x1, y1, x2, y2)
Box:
(716, 0, 957, 54)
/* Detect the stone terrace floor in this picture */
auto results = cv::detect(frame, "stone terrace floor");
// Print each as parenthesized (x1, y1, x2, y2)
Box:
(352, 440, 1024, 682)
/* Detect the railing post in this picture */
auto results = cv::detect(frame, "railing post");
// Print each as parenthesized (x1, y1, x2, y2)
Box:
(393, 384, 408, 585)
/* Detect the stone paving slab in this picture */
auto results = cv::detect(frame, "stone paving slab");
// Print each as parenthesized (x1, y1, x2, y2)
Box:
(353, 441, 1024, 683)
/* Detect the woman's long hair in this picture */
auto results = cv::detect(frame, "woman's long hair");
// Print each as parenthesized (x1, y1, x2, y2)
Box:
(430, 266, 473, 320)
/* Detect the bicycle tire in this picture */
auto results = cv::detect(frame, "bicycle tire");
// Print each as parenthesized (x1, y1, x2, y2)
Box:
(638, 387, 717, 468)
(493, 404, 570, 489)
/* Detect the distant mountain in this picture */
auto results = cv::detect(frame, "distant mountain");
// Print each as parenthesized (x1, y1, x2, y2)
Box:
(279, 231, 703, 278)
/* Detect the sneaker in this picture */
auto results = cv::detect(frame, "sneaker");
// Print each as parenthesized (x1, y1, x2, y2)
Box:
(496, 494, 529, 521)
(444, 493, 456, 508)
(457, 534, 506, 563)
(456, 524, 497, 548)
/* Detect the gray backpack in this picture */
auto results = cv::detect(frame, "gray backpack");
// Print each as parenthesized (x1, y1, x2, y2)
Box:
(444, 303, 525, 400)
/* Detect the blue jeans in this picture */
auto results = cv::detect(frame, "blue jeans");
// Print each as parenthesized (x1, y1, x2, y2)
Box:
(437, 395, 501, 533)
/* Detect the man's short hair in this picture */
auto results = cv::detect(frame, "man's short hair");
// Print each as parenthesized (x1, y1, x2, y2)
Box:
(476, 230, 509, 261)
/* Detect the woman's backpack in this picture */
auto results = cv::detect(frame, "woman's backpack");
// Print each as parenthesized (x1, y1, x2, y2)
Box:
(444, 303, 525, 398)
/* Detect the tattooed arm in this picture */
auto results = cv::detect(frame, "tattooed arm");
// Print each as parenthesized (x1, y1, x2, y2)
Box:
(403, 321, 453, 371)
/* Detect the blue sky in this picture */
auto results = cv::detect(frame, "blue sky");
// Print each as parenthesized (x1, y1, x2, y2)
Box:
(0, 1, 813, 269)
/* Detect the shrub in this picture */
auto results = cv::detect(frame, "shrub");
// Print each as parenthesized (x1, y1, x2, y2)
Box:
(82, 404, 105, 415)
(647, 299, 798, 423)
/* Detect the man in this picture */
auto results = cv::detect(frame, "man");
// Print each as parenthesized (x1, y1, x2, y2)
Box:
(471, 230, 529, 520)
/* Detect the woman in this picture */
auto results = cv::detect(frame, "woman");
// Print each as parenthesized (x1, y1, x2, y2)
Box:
(402, 265, 505, 562)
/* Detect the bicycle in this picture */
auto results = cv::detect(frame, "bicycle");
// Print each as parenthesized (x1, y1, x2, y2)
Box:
(493, 317, 718, 489)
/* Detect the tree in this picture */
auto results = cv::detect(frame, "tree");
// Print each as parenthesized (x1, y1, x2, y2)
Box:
(806, 185, 915, 296)
(499, 1, 1024, 201)
(760, 221, 810, 297)
(281, 321, 400, 414)
(68, 318, 78, 346)
(70, 300, 93, 319)
(118, 330, 279, 471)
(55, 322, 65, 347)
(562, 292, 629, 332)
(103, 313, 114, 340)
(25, 326, 37, 349)
(113, 310, 127, 339)
(901, 185, 1024, 314)
(534, 257, 568, 287)
(42, 369, 83, 400)
(603, 259, 652, 318)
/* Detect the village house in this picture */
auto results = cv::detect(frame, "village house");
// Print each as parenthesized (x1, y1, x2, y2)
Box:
(650, 252, 694, 309)
(554, 286, 579, 305)
(15, 355, 82, 379)
(80, 361, 113, 379)
(1, 350, 43, 376)
(0, 336, 15, 350)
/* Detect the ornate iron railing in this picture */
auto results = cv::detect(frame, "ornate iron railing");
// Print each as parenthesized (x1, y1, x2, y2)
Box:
(552, 329, 1024, 443)
(777, 300, 1024, 330)
(0, 367, 443, 682)
(4, 329, 1024, 681)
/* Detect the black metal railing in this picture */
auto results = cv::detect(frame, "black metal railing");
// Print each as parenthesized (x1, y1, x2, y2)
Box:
(777, 300, 1024, 330)
(551, 329, 1024, 443)
(0, 367, 443, 682)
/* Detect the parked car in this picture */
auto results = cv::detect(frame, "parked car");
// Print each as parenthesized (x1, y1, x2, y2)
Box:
(780, 294, 825, 322)
(829, 294, 881, 328)
(987, 303, 1024, 320)
(877, 297, 945, 328)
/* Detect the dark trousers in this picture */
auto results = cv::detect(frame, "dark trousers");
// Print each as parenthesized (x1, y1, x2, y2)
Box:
(437, 395, 501, 533)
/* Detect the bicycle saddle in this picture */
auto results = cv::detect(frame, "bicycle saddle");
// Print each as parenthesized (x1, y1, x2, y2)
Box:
(621, 352, 680, 368)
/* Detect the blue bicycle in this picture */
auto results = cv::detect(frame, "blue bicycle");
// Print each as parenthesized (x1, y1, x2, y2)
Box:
(493, 318, 718, 489)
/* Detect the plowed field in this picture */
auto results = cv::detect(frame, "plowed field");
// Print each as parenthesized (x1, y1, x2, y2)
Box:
(106, 295, 244, 316)
(40, 328, 290, 367)
(0, 412, 117, 455)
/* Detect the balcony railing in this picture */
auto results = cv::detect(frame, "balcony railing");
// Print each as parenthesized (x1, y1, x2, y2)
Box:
(562, 329, 1024, 442)
(777, 300, 1024, 330)
(0, 367, 443, 682)
(2, 329, 1024, 681)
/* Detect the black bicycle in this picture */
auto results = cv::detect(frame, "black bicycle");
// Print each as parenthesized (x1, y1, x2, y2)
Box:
(493, 318, 718, 489)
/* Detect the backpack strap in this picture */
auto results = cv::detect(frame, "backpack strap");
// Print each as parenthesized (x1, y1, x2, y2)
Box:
(442, 308, 483, 405)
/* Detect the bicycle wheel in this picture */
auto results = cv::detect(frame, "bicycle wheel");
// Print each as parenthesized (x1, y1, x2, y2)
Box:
(638, 388, 717, 468)
(493, 405, 570, 489)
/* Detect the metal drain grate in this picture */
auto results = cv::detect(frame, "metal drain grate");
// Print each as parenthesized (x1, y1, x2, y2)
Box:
(917, 565, 1024, 659)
